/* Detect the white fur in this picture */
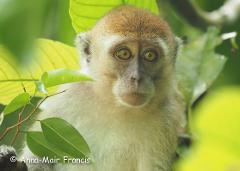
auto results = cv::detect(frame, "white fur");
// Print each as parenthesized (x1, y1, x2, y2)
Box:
(100, 34, 124, 49)
(156, 38, 170, 57)
(112, 80, 155, 108)
(20, 82, 178, 171)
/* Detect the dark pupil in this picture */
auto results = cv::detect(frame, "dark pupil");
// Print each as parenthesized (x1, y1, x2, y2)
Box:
(147, 53, 153, 59)
(121, 50, 128, 58)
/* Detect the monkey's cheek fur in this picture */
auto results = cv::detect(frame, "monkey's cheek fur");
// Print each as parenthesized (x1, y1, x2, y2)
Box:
(119, 93, 150, 107)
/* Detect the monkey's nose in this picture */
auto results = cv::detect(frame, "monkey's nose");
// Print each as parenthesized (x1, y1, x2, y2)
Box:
(130, 76, 142, 86)
(130, 77, 137, 82)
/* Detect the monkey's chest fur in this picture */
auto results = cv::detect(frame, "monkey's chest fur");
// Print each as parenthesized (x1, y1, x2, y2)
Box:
(37, 84, 178, 171)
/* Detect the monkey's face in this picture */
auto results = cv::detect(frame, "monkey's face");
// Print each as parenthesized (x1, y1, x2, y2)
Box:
(91, 35, 173, 108)
(76, 5, 180, 108)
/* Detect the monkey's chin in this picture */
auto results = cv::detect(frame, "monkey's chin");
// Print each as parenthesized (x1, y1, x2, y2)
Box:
(118, 93, 149, 108)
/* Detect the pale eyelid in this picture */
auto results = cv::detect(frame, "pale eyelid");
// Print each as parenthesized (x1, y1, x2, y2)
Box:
(109, 45, 128, 56)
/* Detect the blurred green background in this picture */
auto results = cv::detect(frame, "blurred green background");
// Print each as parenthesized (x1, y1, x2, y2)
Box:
(0, 0, 239, 86)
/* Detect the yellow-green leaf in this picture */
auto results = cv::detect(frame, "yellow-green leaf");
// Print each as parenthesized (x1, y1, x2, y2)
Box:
(0, 39, 79, 105)
(177, 141, 240, 171)
(194, 87, 240, 152)
(0, 92, 30, 126)
(41, 69, 92, 88)
(3, 92, 30, 115)
(176, 87, 240, 171)
(69, 0, 159, 33)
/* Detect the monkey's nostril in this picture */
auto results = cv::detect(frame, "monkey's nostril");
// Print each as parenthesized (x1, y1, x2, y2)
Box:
(131, 77, 136, 82)
(130, 76, 142, 83)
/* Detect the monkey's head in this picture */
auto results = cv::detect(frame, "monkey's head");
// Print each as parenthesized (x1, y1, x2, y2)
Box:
(76, 6, 181, 108)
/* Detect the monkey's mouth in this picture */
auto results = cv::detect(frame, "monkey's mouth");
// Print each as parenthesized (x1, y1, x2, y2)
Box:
(120, 92, 149, 107)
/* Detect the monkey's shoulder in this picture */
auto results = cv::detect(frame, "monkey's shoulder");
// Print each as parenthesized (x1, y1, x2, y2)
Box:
(40, 82, 94, 111)
(56, 82, 94, 99)
(60, 81, 92, 92)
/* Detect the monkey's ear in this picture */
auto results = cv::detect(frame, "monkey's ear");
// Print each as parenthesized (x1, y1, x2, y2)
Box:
(75, 32, 91, 64)
(173, 37, 183, 61)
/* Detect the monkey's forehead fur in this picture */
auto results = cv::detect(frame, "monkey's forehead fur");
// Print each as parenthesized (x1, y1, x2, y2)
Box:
(90, 5, 175, 44)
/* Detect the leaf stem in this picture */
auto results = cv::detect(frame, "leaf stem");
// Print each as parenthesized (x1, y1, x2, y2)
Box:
(187, 105, 193, 132)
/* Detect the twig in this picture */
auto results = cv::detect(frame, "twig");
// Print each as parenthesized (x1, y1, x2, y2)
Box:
(10, 87, 29, 145)
(159, 0, 240, 30)
(10, 106, 26, 145)
(0, 90, 67, 142)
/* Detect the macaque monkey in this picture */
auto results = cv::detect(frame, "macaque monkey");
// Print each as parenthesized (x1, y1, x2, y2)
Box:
(1, 5, 184, 171)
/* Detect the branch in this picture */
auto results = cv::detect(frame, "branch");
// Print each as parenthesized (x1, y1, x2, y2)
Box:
(10, 105, 26, 145)
(161, 0, 240, 29)
(0, 90, 66, 142)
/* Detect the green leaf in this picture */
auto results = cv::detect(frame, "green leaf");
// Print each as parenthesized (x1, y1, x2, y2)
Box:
(176, 27, 227, 107)
(0, 39, 79, 105)
(41, 118, 91, 159)
(3, 92, 30, 115)
(27, 131, 69, 162)
(69, 0, 159, 33)
(41, 69, 92, 88)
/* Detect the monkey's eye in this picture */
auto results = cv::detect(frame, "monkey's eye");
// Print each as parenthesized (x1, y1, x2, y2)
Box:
(143, 50, 157, 62)
(114, 48, 132, 61)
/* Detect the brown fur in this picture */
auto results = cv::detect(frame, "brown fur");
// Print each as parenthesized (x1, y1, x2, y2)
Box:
(91, 6, 175, 45)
